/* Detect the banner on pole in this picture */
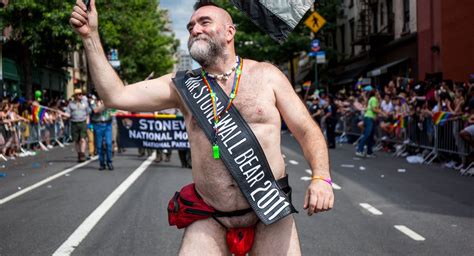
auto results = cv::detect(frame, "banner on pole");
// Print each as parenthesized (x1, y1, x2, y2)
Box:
(230, 0, 314, 43)
(116, 113, 189, 149)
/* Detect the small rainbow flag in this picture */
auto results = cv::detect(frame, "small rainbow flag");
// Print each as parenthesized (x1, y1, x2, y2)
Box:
(303, 81, 311, 90)
(32, 105, 47, 124)
(398, 116, 406, 128)
(432, 111, 451, 125)
(391, 116, 406, 129)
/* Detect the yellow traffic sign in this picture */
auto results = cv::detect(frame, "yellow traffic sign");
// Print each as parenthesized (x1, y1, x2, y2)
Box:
(305, 11, 326, 34)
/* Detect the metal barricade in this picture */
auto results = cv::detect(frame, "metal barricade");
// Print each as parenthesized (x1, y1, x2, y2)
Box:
(0, 118, 72, 161)
(336, 112, 472, 168)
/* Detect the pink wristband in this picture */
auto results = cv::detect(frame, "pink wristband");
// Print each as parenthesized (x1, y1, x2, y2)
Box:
(312, 176, 332, 186)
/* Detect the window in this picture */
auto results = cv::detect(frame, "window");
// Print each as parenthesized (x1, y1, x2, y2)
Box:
(349, 19, 355, 55)
(349, 0, 354, 8)
(403, 0, 410, 33)
(380, 3, 385, 26)
(340, 25, 346, 55)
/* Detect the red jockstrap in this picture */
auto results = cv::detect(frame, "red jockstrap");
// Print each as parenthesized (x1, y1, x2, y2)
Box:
(168, 183, 256, 255)
(226, 225, 256, 256)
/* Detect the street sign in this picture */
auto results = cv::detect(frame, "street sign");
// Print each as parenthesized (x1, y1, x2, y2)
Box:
(304, 11, 326, 34)
(316, 51, 326, 64)
(311, 39, 320, 52)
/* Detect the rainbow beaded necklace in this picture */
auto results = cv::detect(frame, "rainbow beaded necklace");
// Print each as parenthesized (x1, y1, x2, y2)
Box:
(201, 56, 243, 159)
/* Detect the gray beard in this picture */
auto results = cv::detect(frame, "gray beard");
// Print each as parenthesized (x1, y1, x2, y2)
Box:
(188, 36, 224, 67)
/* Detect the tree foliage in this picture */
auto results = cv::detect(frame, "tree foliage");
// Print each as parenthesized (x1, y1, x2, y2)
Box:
(2, 0, 178, 98)
(3, 0, 78, 98)
(97, 0, 179, 83)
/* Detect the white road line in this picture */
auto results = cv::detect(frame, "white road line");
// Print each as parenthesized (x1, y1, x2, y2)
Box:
(341, 164, 355, 168)
(289, 160, 299, 165)
(359, 203, 383, 215)
(0, 156, 98, 206)
(394, 225, 426, 241)
(53, 154, 156, 256)
(305, 169, 312, 175)
(299, 176, 342, 190)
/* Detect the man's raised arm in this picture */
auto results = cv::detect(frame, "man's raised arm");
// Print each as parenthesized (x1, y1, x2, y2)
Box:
(69, 0, 179, 112)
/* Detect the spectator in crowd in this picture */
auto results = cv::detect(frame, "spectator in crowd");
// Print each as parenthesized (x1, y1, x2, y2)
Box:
(356, 87, 382, 157)
(91, 97, 114, 170)
(324, 95, 338, 149)
(87, 94, 96, 159)
(308, 96, 322, 125)
(65, 88, 91, 162)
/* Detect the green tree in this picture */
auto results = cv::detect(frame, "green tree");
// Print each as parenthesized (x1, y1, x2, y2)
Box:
(97, 0, 179, 83)
(3, 0, 78, 99)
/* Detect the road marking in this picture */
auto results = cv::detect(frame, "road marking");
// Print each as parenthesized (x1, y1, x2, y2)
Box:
(394, 225, 426, 241)
(359, 203, 383, 215)
(341, 164, 355, 168)
(53, 154, 156, 256)
(289, 160, 299, 165)
(0, 156, 98, 206)
(305, 169, 312, 175)
(300, 176, 342, 190)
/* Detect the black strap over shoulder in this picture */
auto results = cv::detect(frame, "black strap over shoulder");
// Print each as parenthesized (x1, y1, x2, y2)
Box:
(172, 69, 297, 225)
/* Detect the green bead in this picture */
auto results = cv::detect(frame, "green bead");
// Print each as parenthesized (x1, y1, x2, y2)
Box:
(230, 93, 236, 99)
(210, 92, 216, 97)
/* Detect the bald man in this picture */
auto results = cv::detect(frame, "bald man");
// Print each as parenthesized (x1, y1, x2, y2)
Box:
(70, 1, 334, 255)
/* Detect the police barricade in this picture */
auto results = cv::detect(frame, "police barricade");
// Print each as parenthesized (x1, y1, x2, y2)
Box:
(337, 110, 364, 145)
(14, 118, 69, 158)
(434, 116, 471, 160)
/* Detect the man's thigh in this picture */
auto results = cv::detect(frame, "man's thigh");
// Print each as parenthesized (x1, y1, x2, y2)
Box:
(179, 218, 229, 256)
(251, 215, 301, 255)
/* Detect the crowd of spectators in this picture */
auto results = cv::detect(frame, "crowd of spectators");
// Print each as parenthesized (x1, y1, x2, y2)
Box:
(306, 76, 474, 174)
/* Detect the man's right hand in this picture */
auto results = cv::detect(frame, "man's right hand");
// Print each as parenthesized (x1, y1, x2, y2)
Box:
(70, 0, 98, 38)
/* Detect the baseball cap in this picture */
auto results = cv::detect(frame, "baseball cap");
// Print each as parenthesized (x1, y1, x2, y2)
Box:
(362, 85, 373, 92)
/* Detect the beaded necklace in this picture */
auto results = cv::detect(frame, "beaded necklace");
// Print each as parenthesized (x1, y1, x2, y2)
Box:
(201, 56, 243, 159)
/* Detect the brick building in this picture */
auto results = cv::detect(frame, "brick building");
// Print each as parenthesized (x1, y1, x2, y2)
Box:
(417, 0, 474, 82)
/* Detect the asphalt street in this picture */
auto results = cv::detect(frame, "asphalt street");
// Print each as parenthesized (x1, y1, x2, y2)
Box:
(0, 133, 473, 256)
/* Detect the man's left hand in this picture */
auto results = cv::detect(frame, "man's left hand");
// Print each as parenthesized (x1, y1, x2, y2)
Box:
(303, 179, 334, 216)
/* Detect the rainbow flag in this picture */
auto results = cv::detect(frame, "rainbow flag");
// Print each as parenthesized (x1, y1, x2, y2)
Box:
(303, 81, 311, 90)
(398, 116, 406, 128)
(32, 105, 47, 124)
(432, 111, 451, 125)
(390, 116, 406, 129)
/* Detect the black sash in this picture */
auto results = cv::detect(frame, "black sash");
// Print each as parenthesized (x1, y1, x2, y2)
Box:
(172, 69, 297, 225)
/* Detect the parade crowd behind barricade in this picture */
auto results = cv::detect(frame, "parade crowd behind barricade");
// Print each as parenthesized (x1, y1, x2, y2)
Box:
(0, 92, 118, 161)
(0, 91, 190, 167)
(306, 76, 474, 176)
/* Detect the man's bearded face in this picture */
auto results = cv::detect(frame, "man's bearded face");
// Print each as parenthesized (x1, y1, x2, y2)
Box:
(188, 31, 225, 67)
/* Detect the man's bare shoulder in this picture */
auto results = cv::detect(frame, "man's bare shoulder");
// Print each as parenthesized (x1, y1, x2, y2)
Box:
(244, 59, 287, 84)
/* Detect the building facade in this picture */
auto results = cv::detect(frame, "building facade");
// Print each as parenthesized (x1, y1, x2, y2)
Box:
(417, 0, 474, 82)
(175, 49, 193, 72)
(331, 0, 418, 89)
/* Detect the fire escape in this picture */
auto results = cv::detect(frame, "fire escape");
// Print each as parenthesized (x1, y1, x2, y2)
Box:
(353, 0, 394, 50)
(353, 0, 371, 49)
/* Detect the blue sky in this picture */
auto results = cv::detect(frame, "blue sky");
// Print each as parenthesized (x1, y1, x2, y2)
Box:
(159, 0, 194, 51)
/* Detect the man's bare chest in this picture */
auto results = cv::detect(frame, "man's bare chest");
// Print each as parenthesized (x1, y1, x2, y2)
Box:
(182, 80, 278, 133)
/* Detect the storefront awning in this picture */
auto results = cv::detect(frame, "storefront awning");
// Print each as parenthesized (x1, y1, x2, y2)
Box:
(334, 66, 367, 86)
(366, 58, 409, 77)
